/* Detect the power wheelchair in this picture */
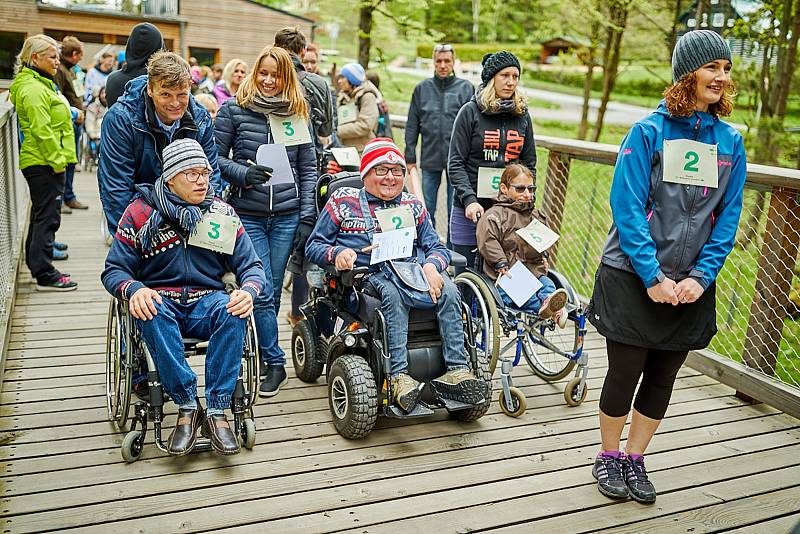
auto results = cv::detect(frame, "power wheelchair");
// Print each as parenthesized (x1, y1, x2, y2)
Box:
(455, 257, 590, 417)
(290, 171, 492, 439)
(105, 295, 260, 462)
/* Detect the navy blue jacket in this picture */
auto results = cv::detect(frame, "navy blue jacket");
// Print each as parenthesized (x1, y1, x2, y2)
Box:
(214, 99, 317, 222)
(98, 75, 223, 233)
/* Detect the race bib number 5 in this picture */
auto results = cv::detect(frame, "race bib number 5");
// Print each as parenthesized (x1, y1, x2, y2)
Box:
(477, 167, 502, 198)
(663, 138, 718, 188)
(188, 211, 240, 254)
(269, 114, 312, 146)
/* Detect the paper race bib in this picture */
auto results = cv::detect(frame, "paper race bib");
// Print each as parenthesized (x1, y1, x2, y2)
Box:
(375, 205, 417, 237)
(331, 147, 361, 167)
(663, 138, 718, 188)
(269, 114, 312, 146)
(188, 211, 239, 254)
(338, 103, 357, 125)
(516, 218, 560, 253)
(477, 167, 502, 198)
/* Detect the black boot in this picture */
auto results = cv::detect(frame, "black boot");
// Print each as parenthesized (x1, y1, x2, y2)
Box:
(259, 365, 288, 397)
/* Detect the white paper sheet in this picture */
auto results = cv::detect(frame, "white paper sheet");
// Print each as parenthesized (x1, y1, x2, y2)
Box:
(255, 144, 294, 186)
(497, 261, 543, 307)
(369, 227, 415, 265)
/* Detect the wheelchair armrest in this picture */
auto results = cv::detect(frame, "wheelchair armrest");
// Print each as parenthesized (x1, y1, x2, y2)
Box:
(450, 250, 468, 267)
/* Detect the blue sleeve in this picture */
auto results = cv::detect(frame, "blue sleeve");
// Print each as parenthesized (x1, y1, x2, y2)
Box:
(418, 207, 450, 272)
(197, 109, 225, 194)
(228, 227, 266, 301)
(98, 108, 137, 234)
(101, 234, 146, 301)
(296, 137, 318, 223)
(214, 103, 248, 188)
(690, 135, 747, 289)
(305, 198, 345, 267)
(609, 124, 663, 287)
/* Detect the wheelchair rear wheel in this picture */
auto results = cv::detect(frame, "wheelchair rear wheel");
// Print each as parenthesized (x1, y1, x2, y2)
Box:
(328, 355, 378, 439)
(455, 272, 501, 375)
(292, 319, 325, 383)
(522, 316, 578, 382)
(106, 299, 133, 428)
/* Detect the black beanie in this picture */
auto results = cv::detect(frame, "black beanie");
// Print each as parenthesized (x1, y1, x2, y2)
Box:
(481, 51, 521, 84)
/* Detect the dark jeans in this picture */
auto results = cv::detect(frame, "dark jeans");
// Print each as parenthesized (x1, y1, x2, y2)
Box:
(451, 243, 476, 276)
(22, 165, 64, 284)
(64, 122, 81, 203)
(291, 273, 309, 317)
(421, 168, 454, 233)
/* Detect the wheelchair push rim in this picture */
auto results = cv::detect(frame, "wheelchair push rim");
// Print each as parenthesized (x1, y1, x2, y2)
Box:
(105, 298, 133, 427)
(454, 272, 501, 374)
(522, 307, 580, 381)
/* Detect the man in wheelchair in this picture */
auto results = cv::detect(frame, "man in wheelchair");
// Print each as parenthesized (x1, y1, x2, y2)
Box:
(305, 138, 484, 413)
(102, 139, 265, 455)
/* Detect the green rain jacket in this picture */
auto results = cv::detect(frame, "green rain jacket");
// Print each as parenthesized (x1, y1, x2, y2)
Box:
(9, 66, 77, 172)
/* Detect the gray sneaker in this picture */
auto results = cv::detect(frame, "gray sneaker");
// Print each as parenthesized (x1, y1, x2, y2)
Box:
(432, 368, 485, 404)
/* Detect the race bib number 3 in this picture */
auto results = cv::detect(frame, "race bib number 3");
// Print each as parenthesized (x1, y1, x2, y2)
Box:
(188, 211, 239, 254)
(477, 167, 502, 198)
(338, 103, 357, 125)
(375, 205, 417, 237)
(663, 138, 718, 188)
(269, 114, 312, 146)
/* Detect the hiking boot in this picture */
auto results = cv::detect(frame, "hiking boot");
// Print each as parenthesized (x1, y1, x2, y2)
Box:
(35, 275, 77, 292)
(391, 373, 421, 412)
(623, 454, 657, 503)
(259, 365, 288, 397)
(592, 451, 629, 500)
(201, 413, 240, 455)
(65, 199, 88, 210)
(53, 241, 68, 251)
(53, 249, 68, 261)
(432, 368, 485, 405)
(539, 288, 568, 320)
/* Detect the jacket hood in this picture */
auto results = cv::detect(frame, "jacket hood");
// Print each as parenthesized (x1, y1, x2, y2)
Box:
(654, 99, 718, 131)
(493, 192, 535, 213)
(122, 23, 164, 74)
(353, 80, 380, 100)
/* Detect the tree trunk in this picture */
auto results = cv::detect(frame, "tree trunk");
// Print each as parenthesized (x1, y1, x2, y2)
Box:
(667, 0, 684, 60)
(357, 1, 376, 69)
(472, 0, 480, 44)
(695, 0, 709, 28)
(591, 0, 629, 142)
(577, 22, 600, 140)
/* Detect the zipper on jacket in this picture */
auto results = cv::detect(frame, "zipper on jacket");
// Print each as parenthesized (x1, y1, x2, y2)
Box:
(674, 184, 699, 274)
(181, 236, 189, 305)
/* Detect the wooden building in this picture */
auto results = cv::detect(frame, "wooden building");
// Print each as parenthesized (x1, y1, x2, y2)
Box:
(0, 0, 314, 78)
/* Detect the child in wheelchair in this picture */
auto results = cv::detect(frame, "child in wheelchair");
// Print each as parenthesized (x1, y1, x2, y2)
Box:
(476, 163, 568, 326)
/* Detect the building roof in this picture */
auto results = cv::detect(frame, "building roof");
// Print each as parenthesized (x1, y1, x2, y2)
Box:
(240, 0, 314, 24)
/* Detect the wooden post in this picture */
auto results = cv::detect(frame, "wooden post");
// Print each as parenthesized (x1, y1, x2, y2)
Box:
(741, 186, 800, 376)
(542, 150, 571, 266)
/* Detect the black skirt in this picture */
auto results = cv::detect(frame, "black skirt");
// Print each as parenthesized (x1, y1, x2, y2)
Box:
(587, 263, 717, 352)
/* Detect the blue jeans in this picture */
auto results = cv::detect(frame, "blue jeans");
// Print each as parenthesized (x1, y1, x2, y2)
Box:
(240, 212, 299, 365)
(64, 123, 82, 203)
(135, 291, 246, 410)
(368, 272, 467, 376)
(421, 168, 454, 232)
(499, 274, 556, 314)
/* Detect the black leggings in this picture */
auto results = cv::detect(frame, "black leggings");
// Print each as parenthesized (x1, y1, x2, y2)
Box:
(599, 339, 688, 420)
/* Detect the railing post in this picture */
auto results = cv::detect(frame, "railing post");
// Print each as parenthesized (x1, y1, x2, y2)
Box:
(541, 150, 571, 265)
(741, 186, 800, 376)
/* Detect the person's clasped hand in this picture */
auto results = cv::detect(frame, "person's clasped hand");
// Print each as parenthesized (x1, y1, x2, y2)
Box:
(423, 263, 444, 303)
(646, 278, 679, 306)
(675, 278, 704, 304)
(245, 164, 273, 186)
(335, 248, 357, 271)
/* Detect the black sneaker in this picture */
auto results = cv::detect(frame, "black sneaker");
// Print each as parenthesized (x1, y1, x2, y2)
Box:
(35, 275, 77, 292)
(259, 365, 288, 397)
(592, 452, 629, 499)
(623, 455, 657, 503)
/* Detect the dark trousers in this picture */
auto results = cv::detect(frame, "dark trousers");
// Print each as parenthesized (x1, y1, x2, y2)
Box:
(291, 272, 309, 317)
(23, 165, 65, 284)
(451, 243, 477, 276)
(64, 122, 81, 203)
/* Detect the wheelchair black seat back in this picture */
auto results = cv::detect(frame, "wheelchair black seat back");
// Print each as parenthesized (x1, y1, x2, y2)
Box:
(105, 297, 260, 462)
(291, 265, 492, 440)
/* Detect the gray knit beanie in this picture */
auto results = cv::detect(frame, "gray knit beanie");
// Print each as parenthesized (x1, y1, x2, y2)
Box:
(481, 51, 521, 85)
(161, 138, 212, 180)
(672, 30, 732, 82)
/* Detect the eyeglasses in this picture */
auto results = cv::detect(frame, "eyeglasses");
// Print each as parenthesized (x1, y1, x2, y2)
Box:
(434, 44, 454, 53)
(181, 170, 210, 182)
(374, 166, 406, 177)
(509, 184, 537, 193)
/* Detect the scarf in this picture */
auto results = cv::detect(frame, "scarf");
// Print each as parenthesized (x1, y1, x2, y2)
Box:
(136, 177, 214, 252)
(246, 92, 293, 118)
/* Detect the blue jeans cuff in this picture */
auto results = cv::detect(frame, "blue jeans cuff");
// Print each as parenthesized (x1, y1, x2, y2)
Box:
(169, 389, 196, 407)
(206, 393, 232, 410)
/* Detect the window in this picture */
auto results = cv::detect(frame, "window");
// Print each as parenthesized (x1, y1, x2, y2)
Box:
(45, 29, 105, 44)
(189, 47, 220, 67)
(0, 31, 25, 79)
(688, 18, 697, 28)
(713, 13, 725, 27)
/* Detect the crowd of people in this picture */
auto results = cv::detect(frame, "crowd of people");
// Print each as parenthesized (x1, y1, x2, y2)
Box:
(11, 23, 746, 502)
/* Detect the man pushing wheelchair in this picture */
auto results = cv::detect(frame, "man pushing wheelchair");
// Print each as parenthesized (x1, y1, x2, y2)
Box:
(305, 138, 485, 413)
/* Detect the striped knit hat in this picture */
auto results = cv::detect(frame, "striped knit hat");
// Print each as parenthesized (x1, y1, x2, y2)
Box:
(161, 138, 212, 181)
(360, 137, 406, 180)
(672, 30, 731, 82)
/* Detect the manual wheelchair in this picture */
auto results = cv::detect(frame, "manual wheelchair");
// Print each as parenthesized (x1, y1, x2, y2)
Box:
(105, 296, 260, 462)
(454, 261, 590, 417)
(289, 171, 492, 439)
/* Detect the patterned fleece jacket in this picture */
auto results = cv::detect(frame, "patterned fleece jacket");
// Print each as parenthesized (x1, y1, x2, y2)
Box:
(305, 187, 450, 272)
(102, 195, 265, 303)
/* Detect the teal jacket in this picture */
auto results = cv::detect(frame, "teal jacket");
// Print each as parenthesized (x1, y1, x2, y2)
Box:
(9, 66, 76, 172)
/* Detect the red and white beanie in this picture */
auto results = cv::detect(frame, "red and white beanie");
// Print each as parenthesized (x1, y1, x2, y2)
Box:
(360, 137, 406, 180)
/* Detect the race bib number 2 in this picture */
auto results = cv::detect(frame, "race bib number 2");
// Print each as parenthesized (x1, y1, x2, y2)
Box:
(188, 211, 239, 254)
(269, 114, 312, 146)
(375, 205, 417, 237)
(663, 138, 718, 188)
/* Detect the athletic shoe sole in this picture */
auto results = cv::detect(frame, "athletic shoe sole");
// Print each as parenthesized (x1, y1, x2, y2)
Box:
(431, 378, 485, 404)
(258, 376, 288, 398)
(539, 289, 568, 319)
(35, 284, 78, 292)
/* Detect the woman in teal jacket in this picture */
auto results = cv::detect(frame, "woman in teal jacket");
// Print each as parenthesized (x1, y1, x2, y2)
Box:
(9, 34, 78, 291)
(588, 31, 746, 504)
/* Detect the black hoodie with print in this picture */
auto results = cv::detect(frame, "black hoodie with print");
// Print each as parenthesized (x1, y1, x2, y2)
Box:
(105, 23, 164, 108)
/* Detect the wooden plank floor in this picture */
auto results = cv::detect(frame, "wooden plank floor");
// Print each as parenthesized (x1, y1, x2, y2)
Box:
(1, 171, 799, 533)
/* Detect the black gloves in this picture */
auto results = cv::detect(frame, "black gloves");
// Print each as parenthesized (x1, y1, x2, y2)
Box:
(292, 219, 316, 256)
(245, 164, 273, 186)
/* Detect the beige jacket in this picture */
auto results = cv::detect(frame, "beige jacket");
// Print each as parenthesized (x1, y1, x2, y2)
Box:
(337, 80, 379, 152)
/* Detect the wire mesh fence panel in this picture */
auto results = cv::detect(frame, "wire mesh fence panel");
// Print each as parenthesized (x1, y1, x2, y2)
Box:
(0, 100, 26, 325)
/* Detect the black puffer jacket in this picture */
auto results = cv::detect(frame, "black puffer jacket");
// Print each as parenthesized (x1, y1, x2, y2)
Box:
(215, 99, 317, 222)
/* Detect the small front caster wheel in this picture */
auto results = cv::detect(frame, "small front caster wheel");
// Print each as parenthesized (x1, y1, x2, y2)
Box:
(499, 386, 527, 417)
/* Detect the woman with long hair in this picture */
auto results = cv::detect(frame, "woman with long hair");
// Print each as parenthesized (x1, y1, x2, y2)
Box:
(215, 46, 316, 398)
(589, 30, 746, 504)
(213, 58, 247, 106)
(9, 34, 78, 291)
(447, 51, 537, 271)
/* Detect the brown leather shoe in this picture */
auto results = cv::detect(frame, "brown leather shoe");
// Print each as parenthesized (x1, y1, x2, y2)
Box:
(201, 413, 240, 455)
(166, 407, 204, 456)
(65, 199, 89, 209)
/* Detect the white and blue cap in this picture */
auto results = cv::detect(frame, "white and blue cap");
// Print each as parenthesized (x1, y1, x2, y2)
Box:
(339, 63, 366, 86)
(161, 138, 212, 180)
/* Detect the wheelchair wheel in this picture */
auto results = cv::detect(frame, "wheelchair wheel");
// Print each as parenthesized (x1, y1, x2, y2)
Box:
(242, 418, 257, 449)
(522, 316, 578, 382)
(450, 350, 492, 422)
(106, 299, 133, 428)
(499, 386, 527, 418)
(455, 272, 501, 375)
(292, 319, 324, 383)
(564, 377, 588, 407)
(121, 430, 144, 463)
(328, 355, 378, 439)
(243, 314, 260, 409)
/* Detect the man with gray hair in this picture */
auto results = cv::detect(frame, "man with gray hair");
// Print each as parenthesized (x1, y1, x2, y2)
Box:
(405, 44, 474, 240)
(99, 50, 223, 235)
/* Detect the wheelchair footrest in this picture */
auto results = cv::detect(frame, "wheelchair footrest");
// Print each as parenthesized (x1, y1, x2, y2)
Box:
(384, 403, 435, 419)
(440, 396, 485, 412)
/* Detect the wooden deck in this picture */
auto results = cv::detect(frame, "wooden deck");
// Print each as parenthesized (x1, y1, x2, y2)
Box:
(1, 172, 799, 533)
